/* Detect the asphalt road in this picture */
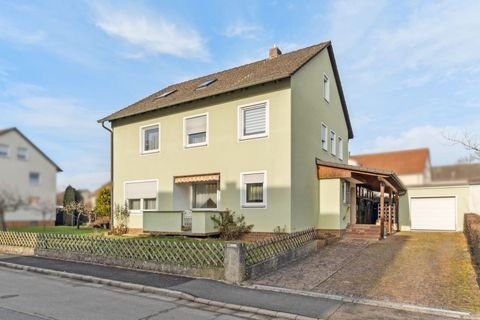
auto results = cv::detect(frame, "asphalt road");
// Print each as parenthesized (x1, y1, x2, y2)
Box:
(0, 267, 260, 320)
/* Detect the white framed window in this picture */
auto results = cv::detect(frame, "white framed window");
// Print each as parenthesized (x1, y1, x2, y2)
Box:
(238, 101, 269, 140)
(241, 171, 267, 208)
(128, 199, 141, 211)
(184, 113, 208, 148)
(338, 137, 344, 160)
(29, 172, 40, 186)
(124, 180, 158, 213)
(0, 144, 9, 157)
(323, 73, 330, 102)
(321, 123, 328, 151)
(191, 182, 218, 209)
(17, 147, 28, 160)
(342, 181, 351, 204)
(140, 124, 160, 154)
(330, 130, 336, 156)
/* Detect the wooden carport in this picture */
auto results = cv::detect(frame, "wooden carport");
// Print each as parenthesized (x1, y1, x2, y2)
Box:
(316, 159, 406, 239)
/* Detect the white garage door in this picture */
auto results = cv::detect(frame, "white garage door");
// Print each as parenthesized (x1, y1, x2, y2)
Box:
(410, 197, 456, 231)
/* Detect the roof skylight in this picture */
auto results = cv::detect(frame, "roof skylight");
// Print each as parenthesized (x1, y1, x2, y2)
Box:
(196, 78, 217, 89)
(154, 89, 177, 99)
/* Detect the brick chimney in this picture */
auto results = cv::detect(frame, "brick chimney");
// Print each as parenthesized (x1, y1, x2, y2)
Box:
(268, 45, 282, 59)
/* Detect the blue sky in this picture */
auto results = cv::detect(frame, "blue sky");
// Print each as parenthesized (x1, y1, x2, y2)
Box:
(1, 0, 479, 191)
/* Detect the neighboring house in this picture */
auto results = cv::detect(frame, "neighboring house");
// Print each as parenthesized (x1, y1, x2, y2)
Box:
(0, 127, 62, 227)
(351, 148, 479, 232)
(100, 41, 407, 238)
(350, 148, 431, 186)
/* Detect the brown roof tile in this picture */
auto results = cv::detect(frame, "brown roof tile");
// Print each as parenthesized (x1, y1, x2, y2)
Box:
(98, 42, 353, 138)
(432, 163, 480, 182)
(351, 148, 430, 175)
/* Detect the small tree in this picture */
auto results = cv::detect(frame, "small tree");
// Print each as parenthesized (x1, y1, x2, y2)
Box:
(64, 201, 93, 229)
(444, 131, 480, 161)
(112, 203, 129, 235)
(95, 187, 111, 217)
(0, 189, 23, 231)
(211, 210, 253, 240)
(63, 185, 76, 207)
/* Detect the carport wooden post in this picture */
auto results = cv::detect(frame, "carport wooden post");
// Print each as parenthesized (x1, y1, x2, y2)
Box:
(379, 182, 385, 239)
(395, 193, 400, 231)
(388, 190, 393, 234)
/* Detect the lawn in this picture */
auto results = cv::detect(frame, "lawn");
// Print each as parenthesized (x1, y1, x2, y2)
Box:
(7, 226, 107, 235)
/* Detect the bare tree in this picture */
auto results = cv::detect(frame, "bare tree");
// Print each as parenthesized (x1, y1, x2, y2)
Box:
(64, 201, 94, 229)
(0, 190, 23, 231)
(35, 200, 56, 232)
(444, 131, 480, 160)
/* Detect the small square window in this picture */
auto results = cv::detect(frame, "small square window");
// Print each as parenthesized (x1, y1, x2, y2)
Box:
(128, 199, 141, 210)
(143, 198, 157, 210)
(0, 144, 9, 157)
(141, 125, 159, 153)
(239, 102, 268, 140)
(17, 147, 28, 160)
(185, 114, 207, 147)
(29, 172, 40, 186)
(241, 172, 266, 208)
(323, 73, 330, 102)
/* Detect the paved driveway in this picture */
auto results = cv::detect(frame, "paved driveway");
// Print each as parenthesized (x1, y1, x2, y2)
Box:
(252, 232, 480, 313)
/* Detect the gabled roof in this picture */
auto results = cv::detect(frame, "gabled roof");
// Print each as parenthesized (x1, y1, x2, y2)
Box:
(350, 148, 430, 175)
(432, 163, 480, 183)
(0, 127, 62, 172)
(99, 41, 354, 139)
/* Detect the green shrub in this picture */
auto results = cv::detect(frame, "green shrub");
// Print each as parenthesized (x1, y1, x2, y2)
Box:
(211, 210, 253, 240)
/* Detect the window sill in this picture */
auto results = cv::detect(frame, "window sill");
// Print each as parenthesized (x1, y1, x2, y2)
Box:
(140, 149, 160, 155)
(185, 143, 208, 149)
(239, 134, 268, 142)
(191, 208, 218, 211)
(241, 204, 266, 209)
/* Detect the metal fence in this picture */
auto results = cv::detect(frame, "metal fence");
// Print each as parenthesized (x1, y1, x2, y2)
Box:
(0, 231, 225, 268)
(244, 228, 316, 266)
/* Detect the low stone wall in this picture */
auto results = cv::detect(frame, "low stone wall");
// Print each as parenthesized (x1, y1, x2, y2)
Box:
(246, 240, 319, 279)
(35, 249, 224, 279)
(464, 213, 480, 273)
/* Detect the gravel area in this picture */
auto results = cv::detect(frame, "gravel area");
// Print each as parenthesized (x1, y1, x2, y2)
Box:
(253, 232, 480, 312)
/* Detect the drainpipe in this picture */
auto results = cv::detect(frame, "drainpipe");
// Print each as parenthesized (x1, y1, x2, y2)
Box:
(101, 121, 114, 232)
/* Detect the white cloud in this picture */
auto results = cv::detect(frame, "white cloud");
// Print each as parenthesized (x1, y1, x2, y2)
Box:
(0, 82, 110, 191)
(92, 3, 208, 60)
(223, 21, 263, 39)
(0, 20, 47, 45)
(361, 124, 480, 165)
(350, 1, 480, 80)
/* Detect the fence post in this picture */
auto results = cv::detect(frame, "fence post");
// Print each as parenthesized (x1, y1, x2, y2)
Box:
(224, 242, 246, 284)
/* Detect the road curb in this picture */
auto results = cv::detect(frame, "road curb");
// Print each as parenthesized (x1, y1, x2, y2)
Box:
(249, 284, 478, 320)
(0, 261, 319, 320)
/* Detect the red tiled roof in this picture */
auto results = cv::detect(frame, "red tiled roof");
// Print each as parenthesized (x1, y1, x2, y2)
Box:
(351, 148, 430, 175)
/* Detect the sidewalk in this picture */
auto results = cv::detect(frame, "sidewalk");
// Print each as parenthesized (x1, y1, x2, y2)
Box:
(0, 254, 474, 320)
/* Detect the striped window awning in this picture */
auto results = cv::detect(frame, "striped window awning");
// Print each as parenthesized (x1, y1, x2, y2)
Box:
(174, 173, 220, 184)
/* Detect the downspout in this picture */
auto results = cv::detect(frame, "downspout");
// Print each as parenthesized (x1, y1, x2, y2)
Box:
(101, 121, 114, 232)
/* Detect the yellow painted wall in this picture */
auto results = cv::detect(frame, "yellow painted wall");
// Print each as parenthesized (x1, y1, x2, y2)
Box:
(112, 80, 292, 232)
(399, 185, 470, 232)
(318, 179, 341, 229)
(290, 48, 350, 231)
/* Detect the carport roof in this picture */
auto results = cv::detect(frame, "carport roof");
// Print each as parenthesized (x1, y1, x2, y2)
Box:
(316, 159, 406, 193)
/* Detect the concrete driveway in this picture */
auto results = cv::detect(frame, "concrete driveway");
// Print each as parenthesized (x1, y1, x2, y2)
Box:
(252, 232, 480, 313)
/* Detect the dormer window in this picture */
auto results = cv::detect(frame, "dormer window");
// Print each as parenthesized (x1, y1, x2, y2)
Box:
(196, 79, 216, 89)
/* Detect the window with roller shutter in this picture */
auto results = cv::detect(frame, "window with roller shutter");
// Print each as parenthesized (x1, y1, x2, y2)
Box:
(238, 101, 268, 140)
(184, 113, 208, 148)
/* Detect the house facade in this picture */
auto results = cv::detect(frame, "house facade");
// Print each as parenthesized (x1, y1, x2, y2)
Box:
(0, 128, 62, 227)
(100, 42, 363, 236)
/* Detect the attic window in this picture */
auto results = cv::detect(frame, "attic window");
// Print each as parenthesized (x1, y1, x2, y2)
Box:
(154, 89, 177, 99)
(196, 79, 216, 89)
